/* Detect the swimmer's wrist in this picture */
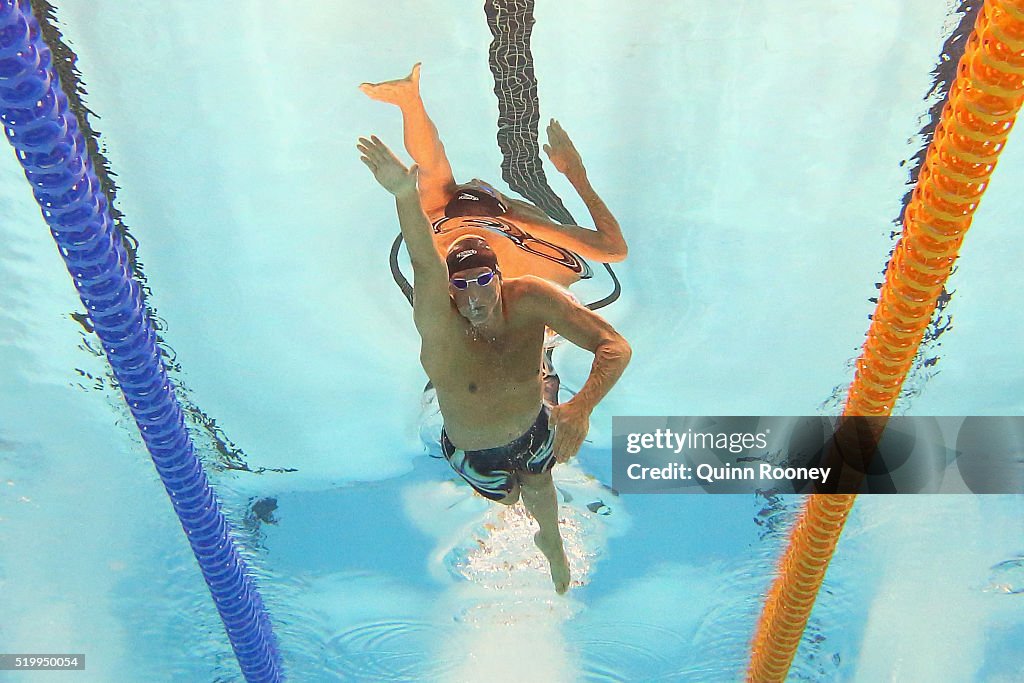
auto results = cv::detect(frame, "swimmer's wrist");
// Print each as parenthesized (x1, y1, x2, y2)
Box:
(565, 166, 588, 184)
(393, 185, 419, 200)
(565, 394, 596, 414)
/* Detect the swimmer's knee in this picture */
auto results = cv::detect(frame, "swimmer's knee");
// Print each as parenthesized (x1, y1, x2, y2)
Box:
(517, 470, 553, 488)
(496, 483, 521, 506)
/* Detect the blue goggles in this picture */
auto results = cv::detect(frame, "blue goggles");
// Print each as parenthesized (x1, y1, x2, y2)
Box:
(450, 270, 497, 290)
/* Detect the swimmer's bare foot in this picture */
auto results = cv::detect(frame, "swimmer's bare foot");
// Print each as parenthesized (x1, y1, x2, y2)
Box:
(359, 63, 421, 105)
(534, 530, 570, 594)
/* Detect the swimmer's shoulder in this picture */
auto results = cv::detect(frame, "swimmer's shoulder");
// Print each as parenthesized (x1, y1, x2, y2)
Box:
(502, 274, 549, 296)
(504, 275, 575, 314)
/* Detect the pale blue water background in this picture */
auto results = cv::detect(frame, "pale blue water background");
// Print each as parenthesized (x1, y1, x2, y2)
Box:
(1, 1, 1023, 681)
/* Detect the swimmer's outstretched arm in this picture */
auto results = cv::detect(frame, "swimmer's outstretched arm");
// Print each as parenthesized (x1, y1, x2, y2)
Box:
(358, 136, 451, 326)
(505, 119, 628, 263)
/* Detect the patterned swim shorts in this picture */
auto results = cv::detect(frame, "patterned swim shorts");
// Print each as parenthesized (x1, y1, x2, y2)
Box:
(441, 406, 555, 501)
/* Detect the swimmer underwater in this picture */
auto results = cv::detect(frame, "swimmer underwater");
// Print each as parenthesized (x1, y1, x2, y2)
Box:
(360, 63, 628, 287)
(357, 135, 631, 594)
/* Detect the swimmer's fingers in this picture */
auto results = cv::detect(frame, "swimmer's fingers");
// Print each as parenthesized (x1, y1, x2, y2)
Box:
(552, 426, 585, 464)
(356, 135, 382, 153)
(358, 137, 417, 194)
(358, 137, 414, 178)
(544, 120, 583, 175)
(357, 138, 383, 167)
(356, 135, 389, 161)
(546, 119, 575, 147)
(550, 403, 589, 463)
(542, 142, 570, 175)
(551, 427, 568, 463)
(357, 135, 403, 166)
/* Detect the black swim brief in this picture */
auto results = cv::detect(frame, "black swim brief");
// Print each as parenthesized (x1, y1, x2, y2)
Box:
(441, 406, 556, 501)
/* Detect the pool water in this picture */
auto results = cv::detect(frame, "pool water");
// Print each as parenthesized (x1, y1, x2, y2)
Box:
(1, 1, 1022, 681)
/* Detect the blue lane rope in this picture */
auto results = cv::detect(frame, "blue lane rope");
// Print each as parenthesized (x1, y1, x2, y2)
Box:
(0, 2, 284, 680)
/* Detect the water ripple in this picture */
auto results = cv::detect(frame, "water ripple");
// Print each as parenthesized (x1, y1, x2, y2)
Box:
(325, 619, 457, 681)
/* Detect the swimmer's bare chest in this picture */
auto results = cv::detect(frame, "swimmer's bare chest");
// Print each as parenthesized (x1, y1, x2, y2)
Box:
(421, 315, 548, 449)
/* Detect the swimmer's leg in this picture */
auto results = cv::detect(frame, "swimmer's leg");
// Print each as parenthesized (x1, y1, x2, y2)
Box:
(504, 194, 628, 263)
(360, 63, 457, 214)
(518, 470, 570, 594)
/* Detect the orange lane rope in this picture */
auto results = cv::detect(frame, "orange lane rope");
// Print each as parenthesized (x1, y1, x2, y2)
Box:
(747, 495, 855, 683)
(847, 0, 1024, 417)
(747, 2, 1024, 681)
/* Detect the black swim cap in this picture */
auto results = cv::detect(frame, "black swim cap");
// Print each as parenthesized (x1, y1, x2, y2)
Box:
(445, 235, 499, 275)
(444, 187, 507, 218)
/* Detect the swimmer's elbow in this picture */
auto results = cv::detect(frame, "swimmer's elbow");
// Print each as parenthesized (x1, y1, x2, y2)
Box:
(597, 335, 631, 367)
(619, 338, 632, 366)
(598, 228, 626, 264)
(602, 246, 628, 263)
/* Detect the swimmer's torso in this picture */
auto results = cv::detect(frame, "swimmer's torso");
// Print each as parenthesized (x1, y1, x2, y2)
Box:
(429, 213, 586, 289)
(419, 282, 548, 450)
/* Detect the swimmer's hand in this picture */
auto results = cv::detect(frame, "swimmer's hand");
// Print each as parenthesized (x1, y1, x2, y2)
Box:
(542, 119, 585, 178)
(549, 399, 590, 463)
(357, 135, 419, 197)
